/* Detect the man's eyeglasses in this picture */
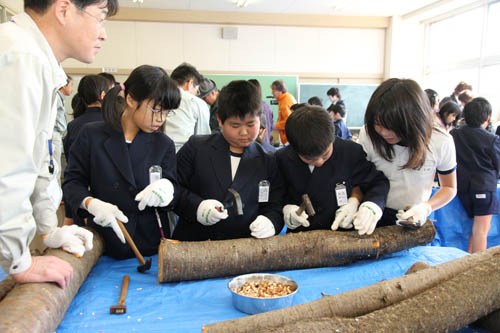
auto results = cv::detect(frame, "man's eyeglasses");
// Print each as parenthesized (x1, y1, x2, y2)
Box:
(149, 106, 175, 118)
(81, 10, 107, 27)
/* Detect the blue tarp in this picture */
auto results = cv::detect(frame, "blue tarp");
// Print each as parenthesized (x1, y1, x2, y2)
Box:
(55, 246, 468, 332)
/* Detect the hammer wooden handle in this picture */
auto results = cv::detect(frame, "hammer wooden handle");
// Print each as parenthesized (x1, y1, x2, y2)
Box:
(116, 219, 146, 265)
(118, 275, 130, 306)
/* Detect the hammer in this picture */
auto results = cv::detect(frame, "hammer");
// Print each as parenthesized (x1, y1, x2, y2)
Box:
(217, 188, 244, 215)
(116, 219, 152, 273)
(110, 275, 130, 314)
(296, 194, 316, 216)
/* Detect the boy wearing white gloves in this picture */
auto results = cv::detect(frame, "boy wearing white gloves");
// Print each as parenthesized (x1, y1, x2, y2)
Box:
(173, 80, 285, 241)
(276, 106, 389, 235)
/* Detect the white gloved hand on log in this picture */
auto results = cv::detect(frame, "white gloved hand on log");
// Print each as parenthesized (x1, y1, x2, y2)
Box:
(43, 225, 94, 257)
(396, 202, 432, 227)
(353, 201, 382, 235)
(249, 215, 275, 238)
(331, 197, 360, 230)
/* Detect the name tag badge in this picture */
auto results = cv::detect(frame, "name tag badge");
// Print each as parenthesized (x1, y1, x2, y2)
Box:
(476, 193, 486, 199)
(258, 180, 270, 203)
(335, 182, 348, 206)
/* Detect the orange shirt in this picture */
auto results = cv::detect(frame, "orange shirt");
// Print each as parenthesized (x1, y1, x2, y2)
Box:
(274, 92, 297, 144)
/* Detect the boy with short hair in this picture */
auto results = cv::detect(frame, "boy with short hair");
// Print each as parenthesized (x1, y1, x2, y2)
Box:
(173, 80, 284, 241)
(451, 97, 500, 253)
(276, 105, 389, 235)
(327, 103, 352, 140)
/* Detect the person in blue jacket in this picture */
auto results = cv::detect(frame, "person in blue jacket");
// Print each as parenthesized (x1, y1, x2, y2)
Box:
(276, 105, 389, 235)
(451, 97, 500, 253)
(63, 65, 181, 259)
(327, 102, 352, 140)
(173, 80, 284, 241)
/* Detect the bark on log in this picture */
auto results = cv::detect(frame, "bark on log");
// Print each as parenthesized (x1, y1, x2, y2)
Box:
(159, 223, 436, 283)
(0, 276, 16, 302)
(260, 251, 500, 332)
(0, 229, 104, 333)
(203, 245, 500, 333)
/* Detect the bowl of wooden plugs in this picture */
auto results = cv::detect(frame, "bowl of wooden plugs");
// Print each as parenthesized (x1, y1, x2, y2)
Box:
(228, 273, 298, 315)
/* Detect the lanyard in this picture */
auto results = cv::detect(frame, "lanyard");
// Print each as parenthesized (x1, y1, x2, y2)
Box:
(48, 139, 54, 174)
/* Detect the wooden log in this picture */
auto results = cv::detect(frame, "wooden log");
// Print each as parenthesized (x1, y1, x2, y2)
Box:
(159, 222, 436, 283)
(0, 229, 104, 333)
(203, 245, 500, 333)
(259, 250, 500, 332)
(0, 276, 15, 302)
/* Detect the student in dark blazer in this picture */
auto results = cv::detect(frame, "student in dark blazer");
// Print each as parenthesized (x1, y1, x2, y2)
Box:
(63, 75, 109, 161)
(62, 74, 108, 226)
(276, 105, 389, 235)
(451, 97, 500, 253)
(173, 80, 284, 241)
(63, 65, 181, 259)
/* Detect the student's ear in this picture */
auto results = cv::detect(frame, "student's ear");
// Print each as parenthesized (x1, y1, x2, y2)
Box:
(53, 0, 72, 26)
(126, 94, 138, 109)
(99, 91, 106, 101)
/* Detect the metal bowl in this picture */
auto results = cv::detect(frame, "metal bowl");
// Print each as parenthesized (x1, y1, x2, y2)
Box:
(227, 273, 298, 315)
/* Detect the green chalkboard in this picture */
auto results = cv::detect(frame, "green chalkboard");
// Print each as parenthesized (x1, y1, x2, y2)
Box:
(299, 84, 378, 128)
(205, 74, 298, 123)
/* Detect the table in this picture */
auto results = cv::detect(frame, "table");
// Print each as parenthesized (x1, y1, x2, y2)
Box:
(55, 246, 467, 332)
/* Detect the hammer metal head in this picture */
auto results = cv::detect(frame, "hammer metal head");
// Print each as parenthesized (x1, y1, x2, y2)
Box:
(227, 188, 244, 215)
(301, 194, 315, 216)
(137, 257, 152, 273)
(110, 304, 127, 314)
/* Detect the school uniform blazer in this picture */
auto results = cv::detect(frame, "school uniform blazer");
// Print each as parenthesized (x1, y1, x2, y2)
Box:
(173, 133, 284, 241)
(62, 122, 177, 259)
(276, 139, 389, 232)
(451, 125, 500, 192)
(63, 107, 102, 162)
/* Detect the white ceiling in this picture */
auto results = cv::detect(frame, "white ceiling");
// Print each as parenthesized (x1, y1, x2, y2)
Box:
(118, 0, 441, 17)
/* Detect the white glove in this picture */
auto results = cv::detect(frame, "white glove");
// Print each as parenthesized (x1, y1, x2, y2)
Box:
(87, 198, 128, 243)
(43, 225, 94, 257)
(331, 197, 360, 230)
(135, 178, 174, 211)
(250, 215, 275, 238)
(283, 204, 310, 230)
(396, 202, 432, 227)
(353, 201, 382, 235)
(196, 199, 229, 226)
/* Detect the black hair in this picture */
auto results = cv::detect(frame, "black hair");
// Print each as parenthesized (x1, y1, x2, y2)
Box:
(102, 65, 181, 132)
(463, 97, 491, 128)
(439, 101, 461, 127)
(66, 75, 73, 83)
(98, 72, 117, 90)
(170, 63, 203, 87)
(71, 93, 79, 111)
(307, 96, 323, 107)
(248, 79, 261, 90)
(331, 103, 346, 117)
(73, 74, 108, 118)
(217, 80, 261, 124)
(286, 105, 335, 158)
(365, 78, 434, 170)
(271, 80, 287, 93)
(25, 0, 118, 16)
(439, 96, 453, 109)
(425, 89, 439, 110)
(327, 87, 341, 98)
(290, 103, 308, 112)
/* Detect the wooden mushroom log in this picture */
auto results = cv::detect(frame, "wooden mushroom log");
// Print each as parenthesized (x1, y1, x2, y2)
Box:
(158, 222, 436, 283)
(0, 229, 104, 333)
(203, 246, 500, 333)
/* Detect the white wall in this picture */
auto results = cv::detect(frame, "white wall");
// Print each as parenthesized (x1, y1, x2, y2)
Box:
(62, 21, 386, 78)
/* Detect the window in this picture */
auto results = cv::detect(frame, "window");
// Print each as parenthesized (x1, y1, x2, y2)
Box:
(424, 1, 500, 121)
